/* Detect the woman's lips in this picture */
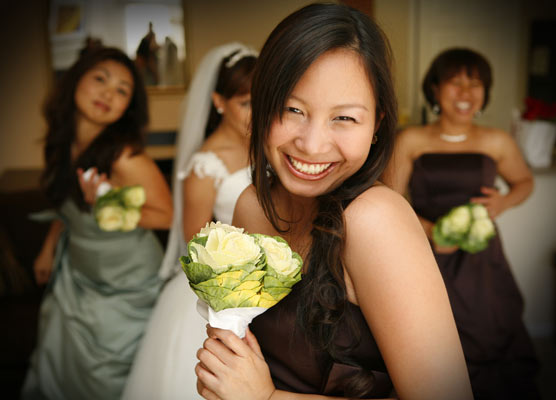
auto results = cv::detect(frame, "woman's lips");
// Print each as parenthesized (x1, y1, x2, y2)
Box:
(285, 154, 335, 180)
(93, 101, 110, 112)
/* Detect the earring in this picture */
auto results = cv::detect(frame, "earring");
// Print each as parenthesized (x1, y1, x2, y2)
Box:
(216, 107, 224, 114)
(474, 109, 482, 118)
(432, 104, 440, 115)
(372, 135, 378, 144)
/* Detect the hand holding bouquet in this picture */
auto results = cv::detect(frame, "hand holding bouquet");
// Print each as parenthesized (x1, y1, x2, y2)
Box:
(432, 203, 496, 253)
(82, 168, 146, 232)
(181, 222, 302, 337)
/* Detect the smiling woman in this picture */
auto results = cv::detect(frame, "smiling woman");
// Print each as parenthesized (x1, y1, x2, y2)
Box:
(265, 48, 377, 196)
(74, 60, 134, 130)
(20, 47, 173, 400)
(382, 47, 540, 399)
(193, 4, 473, 399)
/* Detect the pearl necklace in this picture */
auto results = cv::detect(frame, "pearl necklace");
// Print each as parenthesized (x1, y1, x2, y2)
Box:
(439, 133, 468, 143)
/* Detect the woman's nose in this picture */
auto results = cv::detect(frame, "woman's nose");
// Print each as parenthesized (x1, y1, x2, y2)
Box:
(294, 120, 331, 155)
(100, 87, 114, 100)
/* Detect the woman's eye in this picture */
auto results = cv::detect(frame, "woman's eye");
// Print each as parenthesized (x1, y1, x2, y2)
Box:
(334, 116, 356, 122)
(241, 101, 251, 107)
(286, 107, 303, 115)
(117, 88, 129, 96)
(94, 76, 105, 83)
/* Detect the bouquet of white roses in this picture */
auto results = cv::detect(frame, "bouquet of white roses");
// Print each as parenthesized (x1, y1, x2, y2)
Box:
(83, 167, 146, 232)
(432, 203, 496, 254)
(94, 185, 146, 232)
(181, 221, 302, 337)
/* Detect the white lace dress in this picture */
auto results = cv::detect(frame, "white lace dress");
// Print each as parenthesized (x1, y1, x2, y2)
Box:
(122, 151, 251, 400)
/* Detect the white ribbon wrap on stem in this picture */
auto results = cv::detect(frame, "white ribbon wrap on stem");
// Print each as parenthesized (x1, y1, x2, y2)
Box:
(196, 300, 266, 338)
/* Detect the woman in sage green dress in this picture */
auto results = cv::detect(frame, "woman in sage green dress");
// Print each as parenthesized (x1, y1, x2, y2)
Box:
(21, 47, 173, 400)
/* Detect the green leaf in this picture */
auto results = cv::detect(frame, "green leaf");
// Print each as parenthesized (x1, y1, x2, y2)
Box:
(222, 289, 259, 309)
(181, 257, 215, 284)
(243, 270, 266, 282)
(262, 286, 291, 300)
(234, 280, 262, 291)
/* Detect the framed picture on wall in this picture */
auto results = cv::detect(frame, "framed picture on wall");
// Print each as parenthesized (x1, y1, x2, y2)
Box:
(49, 0, 86, 41)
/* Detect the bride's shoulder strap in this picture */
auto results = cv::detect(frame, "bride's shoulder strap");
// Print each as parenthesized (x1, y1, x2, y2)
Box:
(178, 151, 229, 187)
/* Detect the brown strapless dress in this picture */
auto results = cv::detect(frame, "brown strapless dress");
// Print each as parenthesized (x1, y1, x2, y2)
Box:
(409, 153, 540, 400)
(250, 281, 393, 398)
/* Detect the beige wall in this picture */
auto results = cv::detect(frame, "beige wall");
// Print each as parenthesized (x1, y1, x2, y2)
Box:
(374, 0, 413, 126)
(0, 1, 51, 174)
(183, 0, 316, 77)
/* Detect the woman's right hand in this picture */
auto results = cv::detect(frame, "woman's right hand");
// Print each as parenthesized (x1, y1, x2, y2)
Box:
(34, 250, 54, 285)
(433, 243, 460, 254)
(420, 216, 459, 254)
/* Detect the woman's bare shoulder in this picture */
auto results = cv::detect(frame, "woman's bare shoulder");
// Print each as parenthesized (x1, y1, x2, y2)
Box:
(397, 124, 429, 142)
(345, 184, 417, 234)
(111, 146, 155, 177)
(232, 185, 267, 231)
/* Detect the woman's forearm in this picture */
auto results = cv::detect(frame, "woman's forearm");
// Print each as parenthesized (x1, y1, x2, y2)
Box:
(502, 177, 534, 213)
(139, 206, 173, 230)
(39, 219, 64, 257)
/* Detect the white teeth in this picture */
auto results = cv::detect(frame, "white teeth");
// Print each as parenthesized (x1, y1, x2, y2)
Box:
(455, 101, 471, 110)
(288, 156, 331, 175)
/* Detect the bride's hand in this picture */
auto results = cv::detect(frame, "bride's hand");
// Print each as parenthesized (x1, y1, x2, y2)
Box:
(195, 326, 275, 400)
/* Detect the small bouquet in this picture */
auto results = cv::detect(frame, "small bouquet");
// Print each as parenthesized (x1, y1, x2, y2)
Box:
(181, 221, 302, 337)
(432, 203, 496, 254)
(94, 185, 146, 231)
(83, 168, 146, 232)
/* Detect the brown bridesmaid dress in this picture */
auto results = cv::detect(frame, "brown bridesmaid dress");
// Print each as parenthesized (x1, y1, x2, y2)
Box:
(250, 282, 393, 398)
(409, 152, 540, 400)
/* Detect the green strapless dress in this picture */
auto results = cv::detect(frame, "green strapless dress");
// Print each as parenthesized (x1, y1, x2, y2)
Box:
(22, 200, 163, 400)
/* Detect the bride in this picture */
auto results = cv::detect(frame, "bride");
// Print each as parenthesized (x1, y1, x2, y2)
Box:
(122, 42, 257, 399)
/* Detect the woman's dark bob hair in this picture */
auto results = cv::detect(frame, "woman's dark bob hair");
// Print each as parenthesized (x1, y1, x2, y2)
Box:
(249, 3, 397, 397)
(422, 47, 492, 110)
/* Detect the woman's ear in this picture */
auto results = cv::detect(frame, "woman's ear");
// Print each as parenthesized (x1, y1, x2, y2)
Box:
(432, 84, 439, 103)
(374, 111, 385, 133)
(211, 92, 225, 113)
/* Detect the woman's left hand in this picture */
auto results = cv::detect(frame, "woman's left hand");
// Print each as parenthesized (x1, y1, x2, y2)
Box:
(470, 186, 506, 218)
(195, 326, 276, 400)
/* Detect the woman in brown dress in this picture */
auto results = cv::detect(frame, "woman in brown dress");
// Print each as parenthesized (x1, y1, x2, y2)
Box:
(193, 4, 473, 399)
(383, 48, 540, 399)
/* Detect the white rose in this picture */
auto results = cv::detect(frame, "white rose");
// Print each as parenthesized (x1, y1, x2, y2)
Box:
(121, 208, 141, 231)
(190, 228, 261, 273)
(468, 218, 495, 241)
(198, 221, 244, 237)
(96, 205, 124, 231)
(447, 206, 471, 233)
(258, 236, 300, 276)
(470, 204, 489, 220)
(122, 186, 146, 208)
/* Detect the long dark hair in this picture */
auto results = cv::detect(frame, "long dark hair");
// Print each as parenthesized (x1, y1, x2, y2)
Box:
(250, 3, 397, 396)
(204, 50, 257, 137)
(41, 47, 148, 209)
(422, 47, 492, 111)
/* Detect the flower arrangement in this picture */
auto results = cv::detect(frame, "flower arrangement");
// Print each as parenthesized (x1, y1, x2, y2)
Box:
(432, 203, 496, 254)
(181, 221, 302, 337)
(522, 96, 556, 122)
(94, 185, 146, 232)
(82, 167, 146, 232)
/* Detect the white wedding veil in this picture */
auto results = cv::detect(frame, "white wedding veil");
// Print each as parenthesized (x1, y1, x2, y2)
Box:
(159, 42, 256, 279)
